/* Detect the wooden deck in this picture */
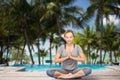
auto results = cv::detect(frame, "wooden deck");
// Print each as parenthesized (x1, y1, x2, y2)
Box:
(0, 66, 120, 80)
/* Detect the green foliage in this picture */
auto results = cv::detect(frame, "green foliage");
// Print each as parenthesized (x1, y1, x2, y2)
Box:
(10, 47, 30, 64)
(0, 0, 119, 64)
(74, 24, 120, 64)
(35, 49, 48, 64)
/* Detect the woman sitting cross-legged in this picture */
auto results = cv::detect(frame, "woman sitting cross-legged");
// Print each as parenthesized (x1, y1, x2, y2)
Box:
(46, 30, 92, 79)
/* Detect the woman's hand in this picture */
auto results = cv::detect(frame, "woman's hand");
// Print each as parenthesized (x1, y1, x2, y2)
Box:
(69, 56, 77, 60)
(69, 53, 86, 63)
(67, 52, 71, 58)
(54, 52, 69, 63)
(62, 56, 69, 62)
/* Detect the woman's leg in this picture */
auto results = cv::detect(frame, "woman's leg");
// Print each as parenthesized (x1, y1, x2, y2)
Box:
(58, 68, 92, 79)
(58, 69, 85, 79)
(46, 69, 67, 78)
(71, 67, 92, 78)
(82, 67, 92, 76)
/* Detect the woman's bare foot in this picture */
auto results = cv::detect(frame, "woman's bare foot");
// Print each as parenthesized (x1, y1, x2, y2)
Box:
(58, 73, 73, 79)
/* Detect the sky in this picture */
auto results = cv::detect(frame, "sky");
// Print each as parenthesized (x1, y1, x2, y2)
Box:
(74, 0, 90, 11)
(25, 0, 120, 56)
(65, 0, 120, 33)
(64, 0, 92, 33)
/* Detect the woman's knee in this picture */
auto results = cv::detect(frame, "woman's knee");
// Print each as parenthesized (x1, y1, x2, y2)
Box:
(46, 69, 55, 77)
(83, 68, 92, 76)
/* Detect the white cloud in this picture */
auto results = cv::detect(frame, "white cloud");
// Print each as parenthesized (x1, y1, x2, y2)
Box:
(103, 15, 120, 25)
(103, 5, 120, 25)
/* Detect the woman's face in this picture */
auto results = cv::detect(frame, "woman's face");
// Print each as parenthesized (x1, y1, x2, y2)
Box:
(64, 32, 74, 44)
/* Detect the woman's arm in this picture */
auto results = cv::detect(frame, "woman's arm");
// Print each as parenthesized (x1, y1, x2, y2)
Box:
(70, 53, 86, 63)
(54, 52, 69, 64)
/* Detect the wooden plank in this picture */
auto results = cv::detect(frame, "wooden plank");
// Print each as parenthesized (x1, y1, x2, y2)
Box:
(0, 70, 120, 80)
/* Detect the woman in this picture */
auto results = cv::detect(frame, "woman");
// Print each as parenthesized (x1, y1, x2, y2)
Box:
(46, 30, 92, 79)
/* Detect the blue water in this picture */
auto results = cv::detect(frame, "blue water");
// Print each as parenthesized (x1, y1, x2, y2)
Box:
(13, 64, 108, 72)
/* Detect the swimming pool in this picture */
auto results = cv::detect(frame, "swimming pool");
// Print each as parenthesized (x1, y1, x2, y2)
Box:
(14, 64, 108, 72)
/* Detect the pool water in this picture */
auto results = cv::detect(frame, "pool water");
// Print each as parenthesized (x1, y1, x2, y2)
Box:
(13, 64, 108, 72)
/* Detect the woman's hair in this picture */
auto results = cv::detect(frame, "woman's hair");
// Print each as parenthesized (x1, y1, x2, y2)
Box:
(64, 30, 75, 37)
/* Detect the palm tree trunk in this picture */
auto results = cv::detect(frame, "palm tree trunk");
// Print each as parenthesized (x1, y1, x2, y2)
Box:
(42, 57, 44, 65)
(15, 48, 20, 64)
(6, 46, 9, 66)
(49, 34, 53, 64)
(42, 57, 44, 64)
(117, 52, 120, 61)
(97, 0, 104, 64)
(50, 41, 52, 64)
(24, 28, 34, 64)
(20, 42, 26, 64)
(87, 44, 91, 63)
(57, 17, 61, 46)
(109, 50, 112, 63)
(55, 45, 58, 53)
(103, 51, 106, 63)
(99, 12, 103, 64)
(0, 46, 4, 64)
(114, 51, 117, 62)
(94, 57, 97, 64)
(37, 38, 41, 65)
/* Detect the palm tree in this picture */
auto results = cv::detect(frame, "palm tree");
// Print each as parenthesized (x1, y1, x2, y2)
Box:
(7, 0, 36, 64)
(0, 0, 30, 64)
(74, 25, 95, 64)
(103, 23, 120, 62)
(43, 28, 65, 64)
(86, 0, 120, 64)
(52, 36, 66, 53)
(40, 0, 85, 42)
(36, 49, 48, 65)
(91, 52, 99, 64)
(80, 25, 95, 63)
(36, 0, 85, 64)
(10, 47, 30, 64)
